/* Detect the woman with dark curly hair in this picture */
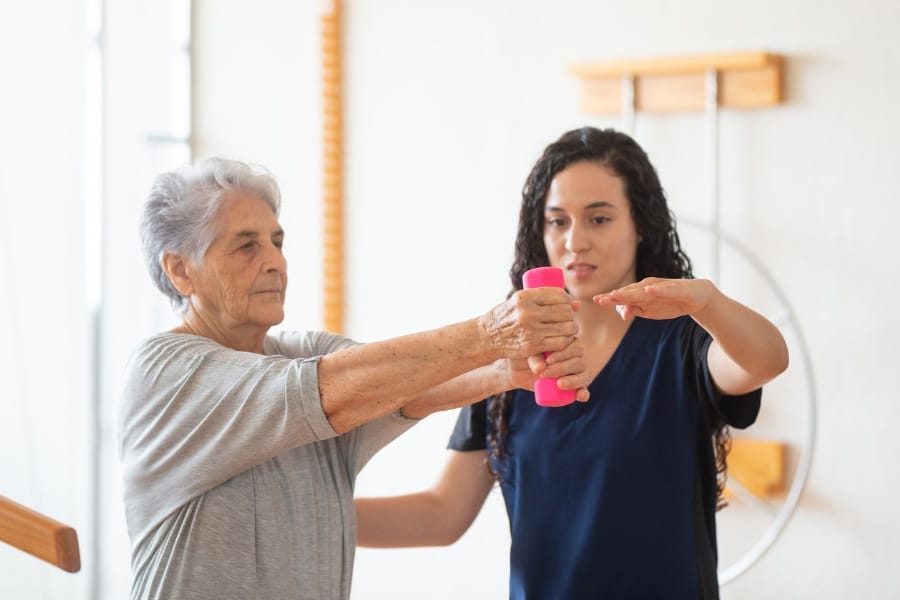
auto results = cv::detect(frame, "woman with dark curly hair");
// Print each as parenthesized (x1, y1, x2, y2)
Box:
(355, 127, 788, 600)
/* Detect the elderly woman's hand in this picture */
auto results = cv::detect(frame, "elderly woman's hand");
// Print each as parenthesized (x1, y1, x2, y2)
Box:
(478, 288, 578, 361)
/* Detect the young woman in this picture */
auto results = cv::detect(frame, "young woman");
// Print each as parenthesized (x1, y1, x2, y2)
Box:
(355, 127, 789, 600)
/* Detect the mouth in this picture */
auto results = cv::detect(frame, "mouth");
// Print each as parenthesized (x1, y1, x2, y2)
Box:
(566, 261, 596, 276)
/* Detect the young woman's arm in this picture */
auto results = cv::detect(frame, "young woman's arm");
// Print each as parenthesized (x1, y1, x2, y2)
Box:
(594, 277, 789, 395)
(355, 450, 494, 547)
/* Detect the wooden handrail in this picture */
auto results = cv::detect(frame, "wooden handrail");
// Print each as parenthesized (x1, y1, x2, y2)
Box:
(0, 494, 81, 572)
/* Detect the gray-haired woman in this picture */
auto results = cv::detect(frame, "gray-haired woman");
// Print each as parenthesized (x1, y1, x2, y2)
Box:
(119, 157, 588, 600)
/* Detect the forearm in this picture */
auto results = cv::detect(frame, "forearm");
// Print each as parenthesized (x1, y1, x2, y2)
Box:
(692, 289, 789, 392)
(319, 288, 577, 433)
(356, 493, 459, 547)
(319, 319, 495, 433)
(401, 362, 510, 419)
(356, 450, 494, 547)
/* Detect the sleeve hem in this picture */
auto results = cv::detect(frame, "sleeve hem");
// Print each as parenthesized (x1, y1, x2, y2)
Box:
(296, 356, 339, 440)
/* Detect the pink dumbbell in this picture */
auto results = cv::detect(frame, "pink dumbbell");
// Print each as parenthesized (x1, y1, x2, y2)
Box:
(522, 266, 577, 407)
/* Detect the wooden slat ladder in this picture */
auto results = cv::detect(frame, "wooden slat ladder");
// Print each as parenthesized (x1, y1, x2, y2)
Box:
(0, 494, 81, 572)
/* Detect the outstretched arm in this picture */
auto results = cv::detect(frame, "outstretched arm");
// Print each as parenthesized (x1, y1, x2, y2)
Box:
(355, 450, 494, 547)
(594, 278, 789, 395)
(400, 336, 589, 419)
(319, 288, 579, 433)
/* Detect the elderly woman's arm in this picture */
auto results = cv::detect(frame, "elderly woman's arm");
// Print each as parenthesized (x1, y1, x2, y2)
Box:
(318, 287, 579, 434)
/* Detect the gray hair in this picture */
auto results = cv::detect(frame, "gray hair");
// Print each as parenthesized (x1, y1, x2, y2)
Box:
(140, 157, 282, 313)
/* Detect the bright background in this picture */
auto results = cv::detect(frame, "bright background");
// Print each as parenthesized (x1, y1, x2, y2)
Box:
(1, 0, 898, 598)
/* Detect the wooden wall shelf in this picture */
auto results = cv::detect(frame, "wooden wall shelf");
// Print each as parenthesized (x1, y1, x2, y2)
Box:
(569, 51, 784, 114)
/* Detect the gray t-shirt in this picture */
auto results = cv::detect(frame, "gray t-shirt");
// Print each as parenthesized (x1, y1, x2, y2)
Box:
(119, 330, 417, 599)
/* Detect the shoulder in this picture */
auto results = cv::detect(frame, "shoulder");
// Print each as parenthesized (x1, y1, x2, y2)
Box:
(126, 333, 218, 372)
(263, 330, 361, 359)
(126, 333, 260, 374)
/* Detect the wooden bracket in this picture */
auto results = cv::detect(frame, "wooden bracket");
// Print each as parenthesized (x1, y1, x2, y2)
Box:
(570, 51, 784, 114)
(726, 437, 787, 498)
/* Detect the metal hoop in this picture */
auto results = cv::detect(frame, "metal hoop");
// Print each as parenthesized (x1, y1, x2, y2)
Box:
(680, 218, 818, 584)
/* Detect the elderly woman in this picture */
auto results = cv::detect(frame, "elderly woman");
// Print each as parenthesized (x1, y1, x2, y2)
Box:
(119, 157, 587, 600)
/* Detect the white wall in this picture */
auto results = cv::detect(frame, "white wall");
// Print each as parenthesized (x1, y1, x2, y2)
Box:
(3, 0, 898, 598)
(199, 0, 900, 597)
(0, 2, 92, 599)
(333, 1, 900, 598)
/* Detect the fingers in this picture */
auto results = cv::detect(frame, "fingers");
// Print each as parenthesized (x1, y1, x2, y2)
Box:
(540, 354, 584, 381)
(593, 278, 712, 322)
(519, 287, 575, 309)
(484, 289, 578, 359)
(594, 286, 649, 306)
(527, 354, 547, 376)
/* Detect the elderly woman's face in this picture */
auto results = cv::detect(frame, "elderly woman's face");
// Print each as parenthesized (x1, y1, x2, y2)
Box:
(186, 192, 287, 332)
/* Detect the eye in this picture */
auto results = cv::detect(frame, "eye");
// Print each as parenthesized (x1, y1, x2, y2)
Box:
(240, 241, 257, 251)
(545, 216, 568, 228)
(274, 239, 284, 250)
(591, 216, 611, 225)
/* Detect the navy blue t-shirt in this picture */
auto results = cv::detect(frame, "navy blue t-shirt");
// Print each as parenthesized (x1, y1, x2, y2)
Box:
(448, 316, 760, 600)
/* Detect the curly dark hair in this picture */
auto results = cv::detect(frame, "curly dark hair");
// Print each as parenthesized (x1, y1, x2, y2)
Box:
(487, 126, 732, 510)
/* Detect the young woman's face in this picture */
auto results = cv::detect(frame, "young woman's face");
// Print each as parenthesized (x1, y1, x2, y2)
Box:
(542, 160, 640, 302)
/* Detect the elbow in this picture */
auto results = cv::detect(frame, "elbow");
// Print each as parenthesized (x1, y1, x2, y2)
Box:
(771, 339, 790, 379)
(752, 334, 789, 384)
(431, 524, 467, 547)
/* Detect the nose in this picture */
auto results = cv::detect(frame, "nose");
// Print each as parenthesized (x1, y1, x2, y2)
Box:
(263, 241, 287, 274)
(564, 221, 590, 253)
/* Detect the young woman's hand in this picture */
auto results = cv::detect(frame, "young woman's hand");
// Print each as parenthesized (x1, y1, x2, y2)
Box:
(495, 340, 590, 403)
(493, 338, 590, 402)
(593, 277, 715, 321)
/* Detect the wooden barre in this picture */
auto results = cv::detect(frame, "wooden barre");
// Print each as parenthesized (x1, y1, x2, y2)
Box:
(0, 494, 81, 573)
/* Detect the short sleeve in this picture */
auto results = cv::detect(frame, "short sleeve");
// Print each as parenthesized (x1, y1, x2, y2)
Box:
(447, 399, 489, 451)
(681, 319, 761, 430)
(266, 329, 419, 475)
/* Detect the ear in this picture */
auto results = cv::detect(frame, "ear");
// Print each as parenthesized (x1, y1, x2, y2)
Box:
(161, 252, 194, 297)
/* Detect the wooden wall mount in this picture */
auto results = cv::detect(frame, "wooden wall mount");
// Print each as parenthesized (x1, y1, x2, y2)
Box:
(570, 51, 784, 114)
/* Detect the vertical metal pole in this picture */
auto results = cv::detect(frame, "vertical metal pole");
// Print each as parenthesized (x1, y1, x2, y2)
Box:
(705, 69, 721, 283)
(621, 74, 635, 136)
(85, 0, 107, 596)
(322, 0, 344, 333)
(188, 0, 196, 160)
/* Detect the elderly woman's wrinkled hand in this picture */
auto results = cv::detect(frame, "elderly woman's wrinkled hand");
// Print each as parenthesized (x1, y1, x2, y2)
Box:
(479, 288, 578, 361)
